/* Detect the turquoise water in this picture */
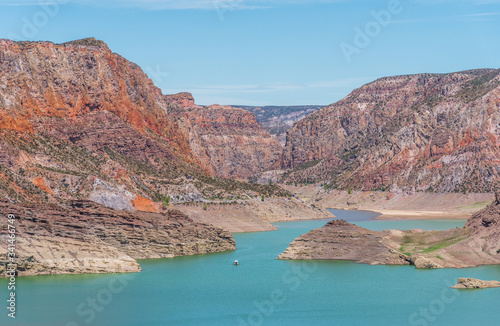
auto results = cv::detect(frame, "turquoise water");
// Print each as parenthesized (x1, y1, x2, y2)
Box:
(1, 211, 499, 326)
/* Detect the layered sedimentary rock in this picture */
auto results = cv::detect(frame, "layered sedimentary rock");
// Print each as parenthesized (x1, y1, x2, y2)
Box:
(278, 220, 408, 265)
(173, 104, 283, 178)
(165, 92, 197, 108)
(0, 38, 290, 209)
(283, 69, 500, 192)
(178, 197, 331, 233)
(463, 190, 500, 257)
(279, 192, 500, 269)
(0, 38, 192, 159)
(0, 199, 235, 277)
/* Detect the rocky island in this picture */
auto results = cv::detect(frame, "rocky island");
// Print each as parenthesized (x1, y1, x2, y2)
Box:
(451, 278, 500, 289)
(279, 192, 500, 269)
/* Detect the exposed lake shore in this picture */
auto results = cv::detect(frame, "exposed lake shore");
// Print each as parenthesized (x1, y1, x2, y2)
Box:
(177, 188, 493, 234)
(282, 185, 493, 220)
(1, 187, 495, 278)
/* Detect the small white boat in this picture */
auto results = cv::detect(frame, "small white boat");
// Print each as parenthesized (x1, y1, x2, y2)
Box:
(233, 260, 239, 266)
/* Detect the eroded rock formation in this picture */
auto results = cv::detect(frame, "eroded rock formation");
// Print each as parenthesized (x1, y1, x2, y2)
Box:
(0, 199, 235, 277)
(451, 278, 500, 289)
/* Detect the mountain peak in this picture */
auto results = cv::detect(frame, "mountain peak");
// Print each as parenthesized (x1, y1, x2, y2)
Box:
(61, 37, 110, 51)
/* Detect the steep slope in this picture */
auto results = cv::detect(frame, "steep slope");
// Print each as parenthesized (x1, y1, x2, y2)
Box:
(0, 38, 289, 208)
(463, 190, 500, 257)
(172, 104, 283, 179)
(283, 69, 500, 192)
(0, 38, 191, 158)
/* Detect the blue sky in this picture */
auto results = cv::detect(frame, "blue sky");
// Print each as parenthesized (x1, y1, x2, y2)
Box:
(0, 0, 499, 105)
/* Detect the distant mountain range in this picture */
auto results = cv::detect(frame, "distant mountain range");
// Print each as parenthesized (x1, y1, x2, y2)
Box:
(235, 105, 323, 145)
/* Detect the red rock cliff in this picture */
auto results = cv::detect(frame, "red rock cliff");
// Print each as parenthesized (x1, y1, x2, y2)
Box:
(283, 69, 500, 192)
(0, 37, 193, 161)
(0, 38, 287, 208)
(173, 104, 283, 178)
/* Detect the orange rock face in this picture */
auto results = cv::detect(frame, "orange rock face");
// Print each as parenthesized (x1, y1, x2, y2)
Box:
(283, 69, 500, 192)
(0, 38, 285, 209)
(131, 195, 161, 213)
(0, 38, 193, 162)
(33, 177, 55, 195)
(165, 92, 197, 108)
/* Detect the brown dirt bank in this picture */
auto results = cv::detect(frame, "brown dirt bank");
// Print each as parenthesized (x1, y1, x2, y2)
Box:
(176, 197, 332, 233)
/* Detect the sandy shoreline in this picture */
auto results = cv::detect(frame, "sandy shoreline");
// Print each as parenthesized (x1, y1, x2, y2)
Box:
(326, 207, 471, 220)
(282, 186, 493, 222)
(372, 209, 471, 220)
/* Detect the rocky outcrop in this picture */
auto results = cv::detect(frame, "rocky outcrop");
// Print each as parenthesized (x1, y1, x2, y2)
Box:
(285, 185, 494, 218)
(283, 69, 500, 192)
(172, 104, 283, 178)
(278, 220, 409, 265)
(279, 193, 500, 268)
(451, 278, 500, 289)
(165, 92, 197, 108)
(0, 199, 235, 277)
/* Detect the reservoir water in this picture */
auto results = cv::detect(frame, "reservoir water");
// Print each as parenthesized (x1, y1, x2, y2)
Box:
(1, 209, 499, 326)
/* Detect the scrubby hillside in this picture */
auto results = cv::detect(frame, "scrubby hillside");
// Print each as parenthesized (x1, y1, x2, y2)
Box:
(283, 69, 500, 193)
